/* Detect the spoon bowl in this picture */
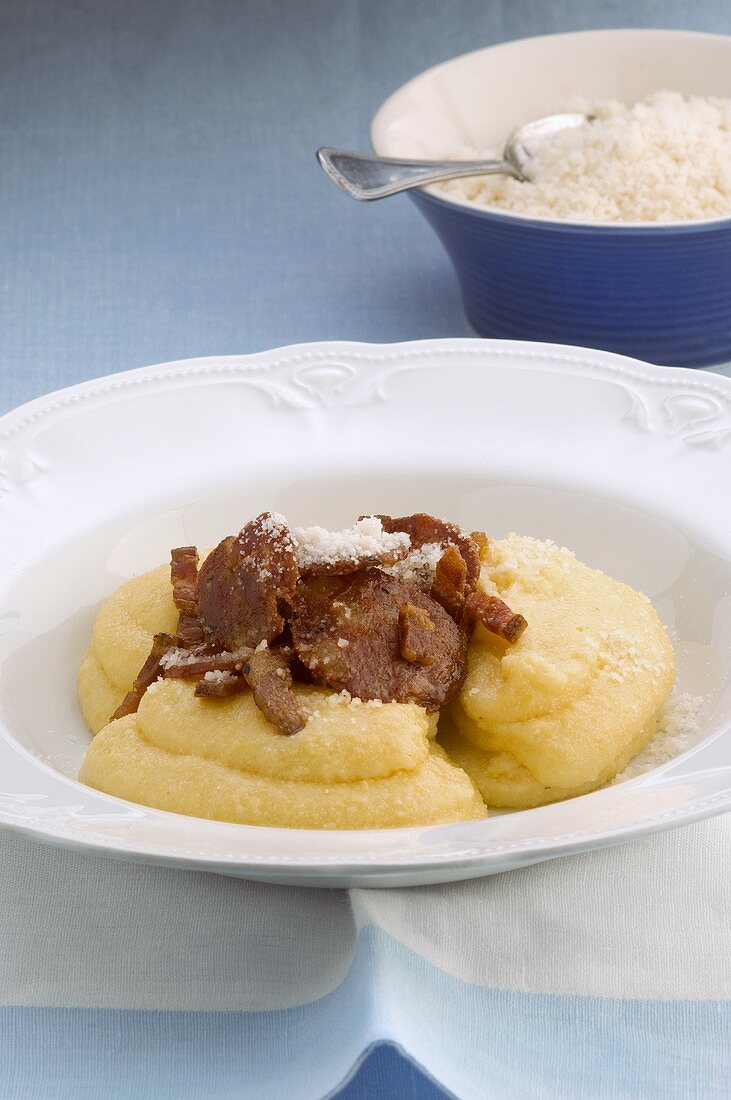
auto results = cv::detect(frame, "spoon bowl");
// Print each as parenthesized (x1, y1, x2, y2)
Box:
(502, 111, 589, 181)
(317, 112, 588, 201)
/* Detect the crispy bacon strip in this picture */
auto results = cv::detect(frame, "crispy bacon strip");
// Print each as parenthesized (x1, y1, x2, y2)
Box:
(170, 546, 205, 648)
(398, 603, 437, 665)
(378, 514, 482, 588)
(242, 647, 306, 736)
(110, 632, 177, 722)
(302, 545, 409, 577)
(170, 546, 199, 616)
(162, 647, 253, 679)
(194, 672, 247, 698)
(431, 545, 468, 620)
(470, 531, 489, 553)
(465, 590, 527, 644)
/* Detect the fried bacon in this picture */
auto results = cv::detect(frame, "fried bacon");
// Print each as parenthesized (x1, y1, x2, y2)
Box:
(197, 512, 299, 650)
(161, 647, 253, 679)
(398, 603, 437, 665)
(431, 544, 469, 619)
(393, 520, 526, 644)
(302, 547, 408, 577)
(291, 570, 468, 710)
(194, 671, 247, 698)
(470, 531, 489, 554)
(378, 513, 482, 589)
(170, 546, 199, 616)
(114, 513, 526, 738)
(170, 546, 205, 647)
(465, 589, 527, 644)
(110, 632, 176, 722)
(242, 647, 306, 736)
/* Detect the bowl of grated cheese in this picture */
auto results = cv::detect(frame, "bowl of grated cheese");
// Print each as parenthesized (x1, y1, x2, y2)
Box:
(371, 28, 731, 367)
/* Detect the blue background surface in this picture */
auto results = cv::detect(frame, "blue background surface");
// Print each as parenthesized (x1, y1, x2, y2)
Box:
(3, 0, 731, 416)
(2, 2, 730, 1096)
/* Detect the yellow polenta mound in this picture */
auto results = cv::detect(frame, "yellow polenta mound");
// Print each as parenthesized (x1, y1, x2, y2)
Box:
(77, 567, 485, 829)
(438, 534, 675, 809)
(77, 532, 676, 824)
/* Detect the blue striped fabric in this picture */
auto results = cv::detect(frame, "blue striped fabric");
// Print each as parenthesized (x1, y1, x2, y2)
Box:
(0, 929, 729, 1099)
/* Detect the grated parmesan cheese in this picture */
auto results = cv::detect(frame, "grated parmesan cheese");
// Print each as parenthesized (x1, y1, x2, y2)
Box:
(202, 670, 237, 685)
(599, 629, 664, 683)
(159, 647, 249, 670)
(324, 689, 384, 709)
(159, 647, 198, 670)
(438, 91, 731, 223)
(497, 532, 575, 571)
(257, 511, 289, 536)
(384, 542, 445, 588)
(291, 516, 410, 571)
(612, 691, 705, 782)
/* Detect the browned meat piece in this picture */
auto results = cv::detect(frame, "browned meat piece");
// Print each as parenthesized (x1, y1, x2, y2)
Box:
(194, 672, 247, 698)
(290, 570, 468, 710)
(398, 603, 438, 665)
(162, 646, 253, 678)
(377, 513, 482, 588)
(110, 632, 177, 722)
(242, 647, 306, 736)
(465, 589, 528, 644)
(197, 512, 299, 650)
(170, 546, 206, 647)
(431, 545, 469, 619)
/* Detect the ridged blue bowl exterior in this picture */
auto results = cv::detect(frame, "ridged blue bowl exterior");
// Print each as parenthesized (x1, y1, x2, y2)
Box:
(411, 191, 731, 367)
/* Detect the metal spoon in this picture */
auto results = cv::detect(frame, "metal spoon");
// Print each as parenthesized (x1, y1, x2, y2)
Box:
(317, 112, 589, 201)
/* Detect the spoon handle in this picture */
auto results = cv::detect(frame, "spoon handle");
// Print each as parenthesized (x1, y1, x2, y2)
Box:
(317, 148, 519, 201)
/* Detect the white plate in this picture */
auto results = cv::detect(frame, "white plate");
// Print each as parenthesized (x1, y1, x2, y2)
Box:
(0, 339, 729, 887)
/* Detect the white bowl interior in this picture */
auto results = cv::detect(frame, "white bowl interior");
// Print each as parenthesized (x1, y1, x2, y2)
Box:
(372, 29, 731, 166)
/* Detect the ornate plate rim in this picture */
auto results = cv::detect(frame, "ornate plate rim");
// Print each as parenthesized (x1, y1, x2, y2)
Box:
(0, 338, 729, 882)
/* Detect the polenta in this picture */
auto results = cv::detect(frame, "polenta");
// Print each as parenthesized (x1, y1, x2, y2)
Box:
(77, 516, 675, 825)
(439, 534, 674, 808)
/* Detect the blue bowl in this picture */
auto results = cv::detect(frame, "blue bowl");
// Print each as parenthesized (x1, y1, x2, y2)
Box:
(410, 190, 731, 367)
(372, 29, 731, 368)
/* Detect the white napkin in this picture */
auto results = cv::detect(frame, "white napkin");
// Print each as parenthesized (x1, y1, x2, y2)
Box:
(1, 815, 729, 1098)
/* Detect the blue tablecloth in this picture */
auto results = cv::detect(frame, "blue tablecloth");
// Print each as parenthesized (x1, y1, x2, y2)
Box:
(2, 3, 730, 1098)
